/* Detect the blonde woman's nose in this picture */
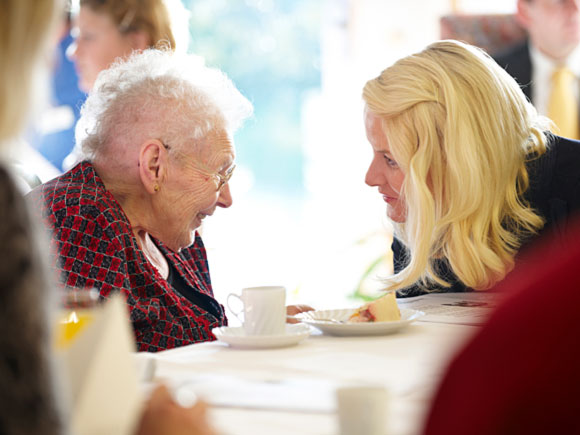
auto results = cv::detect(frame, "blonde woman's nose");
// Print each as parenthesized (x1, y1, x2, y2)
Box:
(365, 157, 383, 187)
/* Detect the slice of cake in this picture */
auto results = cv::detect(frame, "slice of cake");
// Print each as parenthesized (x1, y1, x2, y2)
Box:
(349, 292, 401, 323)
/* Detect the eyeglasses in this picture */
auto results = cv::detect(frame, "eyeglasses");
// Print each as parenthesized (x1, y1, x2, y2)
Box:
(214, 164, 236, 191)
(161, 141, 235, 192)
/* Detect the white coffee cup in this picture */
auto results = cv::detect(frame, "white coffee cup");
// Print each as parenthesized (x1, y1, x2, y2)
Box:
(336, 386, 388, 435)
(227, 286, 286, 336)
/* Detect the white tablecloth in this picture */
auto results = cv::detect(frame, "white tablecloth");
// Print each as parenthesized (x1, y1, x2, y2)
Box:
(146, 322, 477, 435)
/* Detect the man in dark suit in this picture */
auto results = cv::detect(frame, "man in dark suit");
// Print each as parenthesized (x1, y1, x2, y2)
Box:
(494, 0, 580, 139)
(494, 40, 533, 102)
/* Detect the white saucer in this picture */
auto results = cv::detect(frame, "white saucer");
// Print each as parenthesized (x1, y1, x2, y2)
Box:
(212, 324, 311, 349)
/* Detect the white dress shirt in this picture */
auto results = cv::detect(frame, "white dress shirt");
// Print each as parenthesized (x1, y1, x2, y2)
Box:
(529, 43, 580, 115)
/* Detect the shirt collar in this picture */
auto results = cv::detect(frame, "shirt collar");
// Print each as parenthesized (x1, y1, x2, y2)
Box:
(529, 41, 580, 76)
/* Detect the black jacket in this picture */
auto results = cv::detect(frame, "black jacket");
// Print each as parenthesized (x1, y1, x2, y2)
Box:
(494, 40, 533, 103)
(394, 135, 580, 297)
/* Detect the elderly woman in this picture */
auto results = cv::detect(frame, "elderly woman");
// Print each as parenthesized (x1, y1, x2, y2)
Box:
(30, 48, 253, 352)
(363, 40, 580, 297)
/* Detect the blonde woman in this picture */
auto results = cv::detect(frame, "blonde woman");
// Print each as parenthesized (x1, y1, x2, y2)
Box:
(362, 40, 580, 297)
(1, 0, 214, 433)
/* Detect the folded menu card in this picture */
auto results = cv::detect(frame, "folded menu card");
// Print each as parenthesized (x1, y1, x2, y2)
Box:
(56, 295, 143, 435)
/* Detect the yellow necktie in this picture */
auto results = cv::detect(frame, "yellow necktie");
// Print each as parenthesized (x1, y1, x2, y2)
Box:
(547, 67, 579, 140)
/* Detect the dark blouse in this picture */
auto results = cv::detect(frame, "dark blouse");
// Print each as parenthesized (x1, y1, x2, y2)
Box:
(394, 135, 580, 297)
(166, 260, 222, 319)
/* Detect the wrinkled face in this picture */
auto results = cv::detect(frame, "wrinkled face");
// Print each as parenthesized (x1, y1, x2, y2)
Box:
(520, 0, 580, 60)
(364, 109, 406, 223)
(153, 129, 235, 251)
(68, 7, 135, 92)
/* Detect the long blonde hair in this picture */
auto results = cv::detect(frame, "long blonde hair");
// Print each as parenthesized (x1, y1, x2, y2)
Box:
(363, 40, 550, 291)
(0, 0, 60, 143)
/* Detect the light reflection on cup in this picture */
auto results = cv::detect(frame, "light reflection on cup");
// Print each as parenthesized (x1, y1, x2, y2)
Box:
(55, 310, 95, 349)
(226, 286, 286, 335)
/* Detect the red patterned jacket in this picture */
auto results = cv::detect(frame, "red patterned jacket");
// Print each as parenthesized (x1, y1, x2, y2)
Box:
(28, 161, 227, 352)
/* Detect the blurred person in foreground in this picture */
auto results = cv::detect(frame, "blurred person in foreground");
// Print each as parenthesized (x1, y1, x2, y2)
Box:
(0, 0, 64, 431)
(362, 39, 580, 298)
(29, 48, 253, 352)
(422, 217, 580, 434)
(495, 0, 580, 139)
(63, 0, 189, 168)
(1, 0, 214, 433)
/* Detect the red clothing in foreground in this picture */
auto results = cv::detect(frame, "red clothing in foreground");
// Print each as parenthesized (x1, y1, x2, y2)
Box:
(29, 161, 227, 352)
(423, 222, 580, 434)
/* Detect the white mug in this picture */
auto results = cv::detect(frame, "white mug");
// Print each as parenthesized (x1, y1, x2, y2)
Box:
(336, 386, 389, 435)
(227, 286, 286, 336)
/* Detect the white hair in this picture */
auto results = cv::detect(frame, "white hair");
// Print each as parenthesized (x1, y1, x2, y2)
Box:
(76, 48, 253, 161)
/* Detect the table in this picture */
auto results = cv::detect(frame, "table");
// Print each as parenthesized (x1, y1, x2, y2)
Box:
(147, 322, 477, 435)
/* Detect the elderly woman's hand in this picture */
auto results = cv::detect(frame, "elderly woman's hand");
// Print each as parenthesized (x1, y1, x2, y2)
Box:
(286, 304, 315, 323)
(135, 384, 216, 435)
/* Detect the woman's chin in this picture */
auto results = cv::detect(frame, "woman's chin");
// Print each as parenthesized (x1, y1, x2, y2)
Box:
(387, 207, 406, 223)
(158, 233, 193, 253)
(179, 231, 197, 251)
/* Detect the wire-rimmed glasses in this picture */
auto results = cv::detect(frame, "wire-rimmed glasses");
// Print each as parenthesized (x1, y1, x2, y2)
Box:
(162, 141, 235, 192)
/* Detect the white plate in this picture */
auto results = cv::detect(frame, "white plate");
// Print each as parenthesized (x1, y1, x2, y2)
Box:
(296, 308, 425, 336)
(212, 323, 311, 349)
